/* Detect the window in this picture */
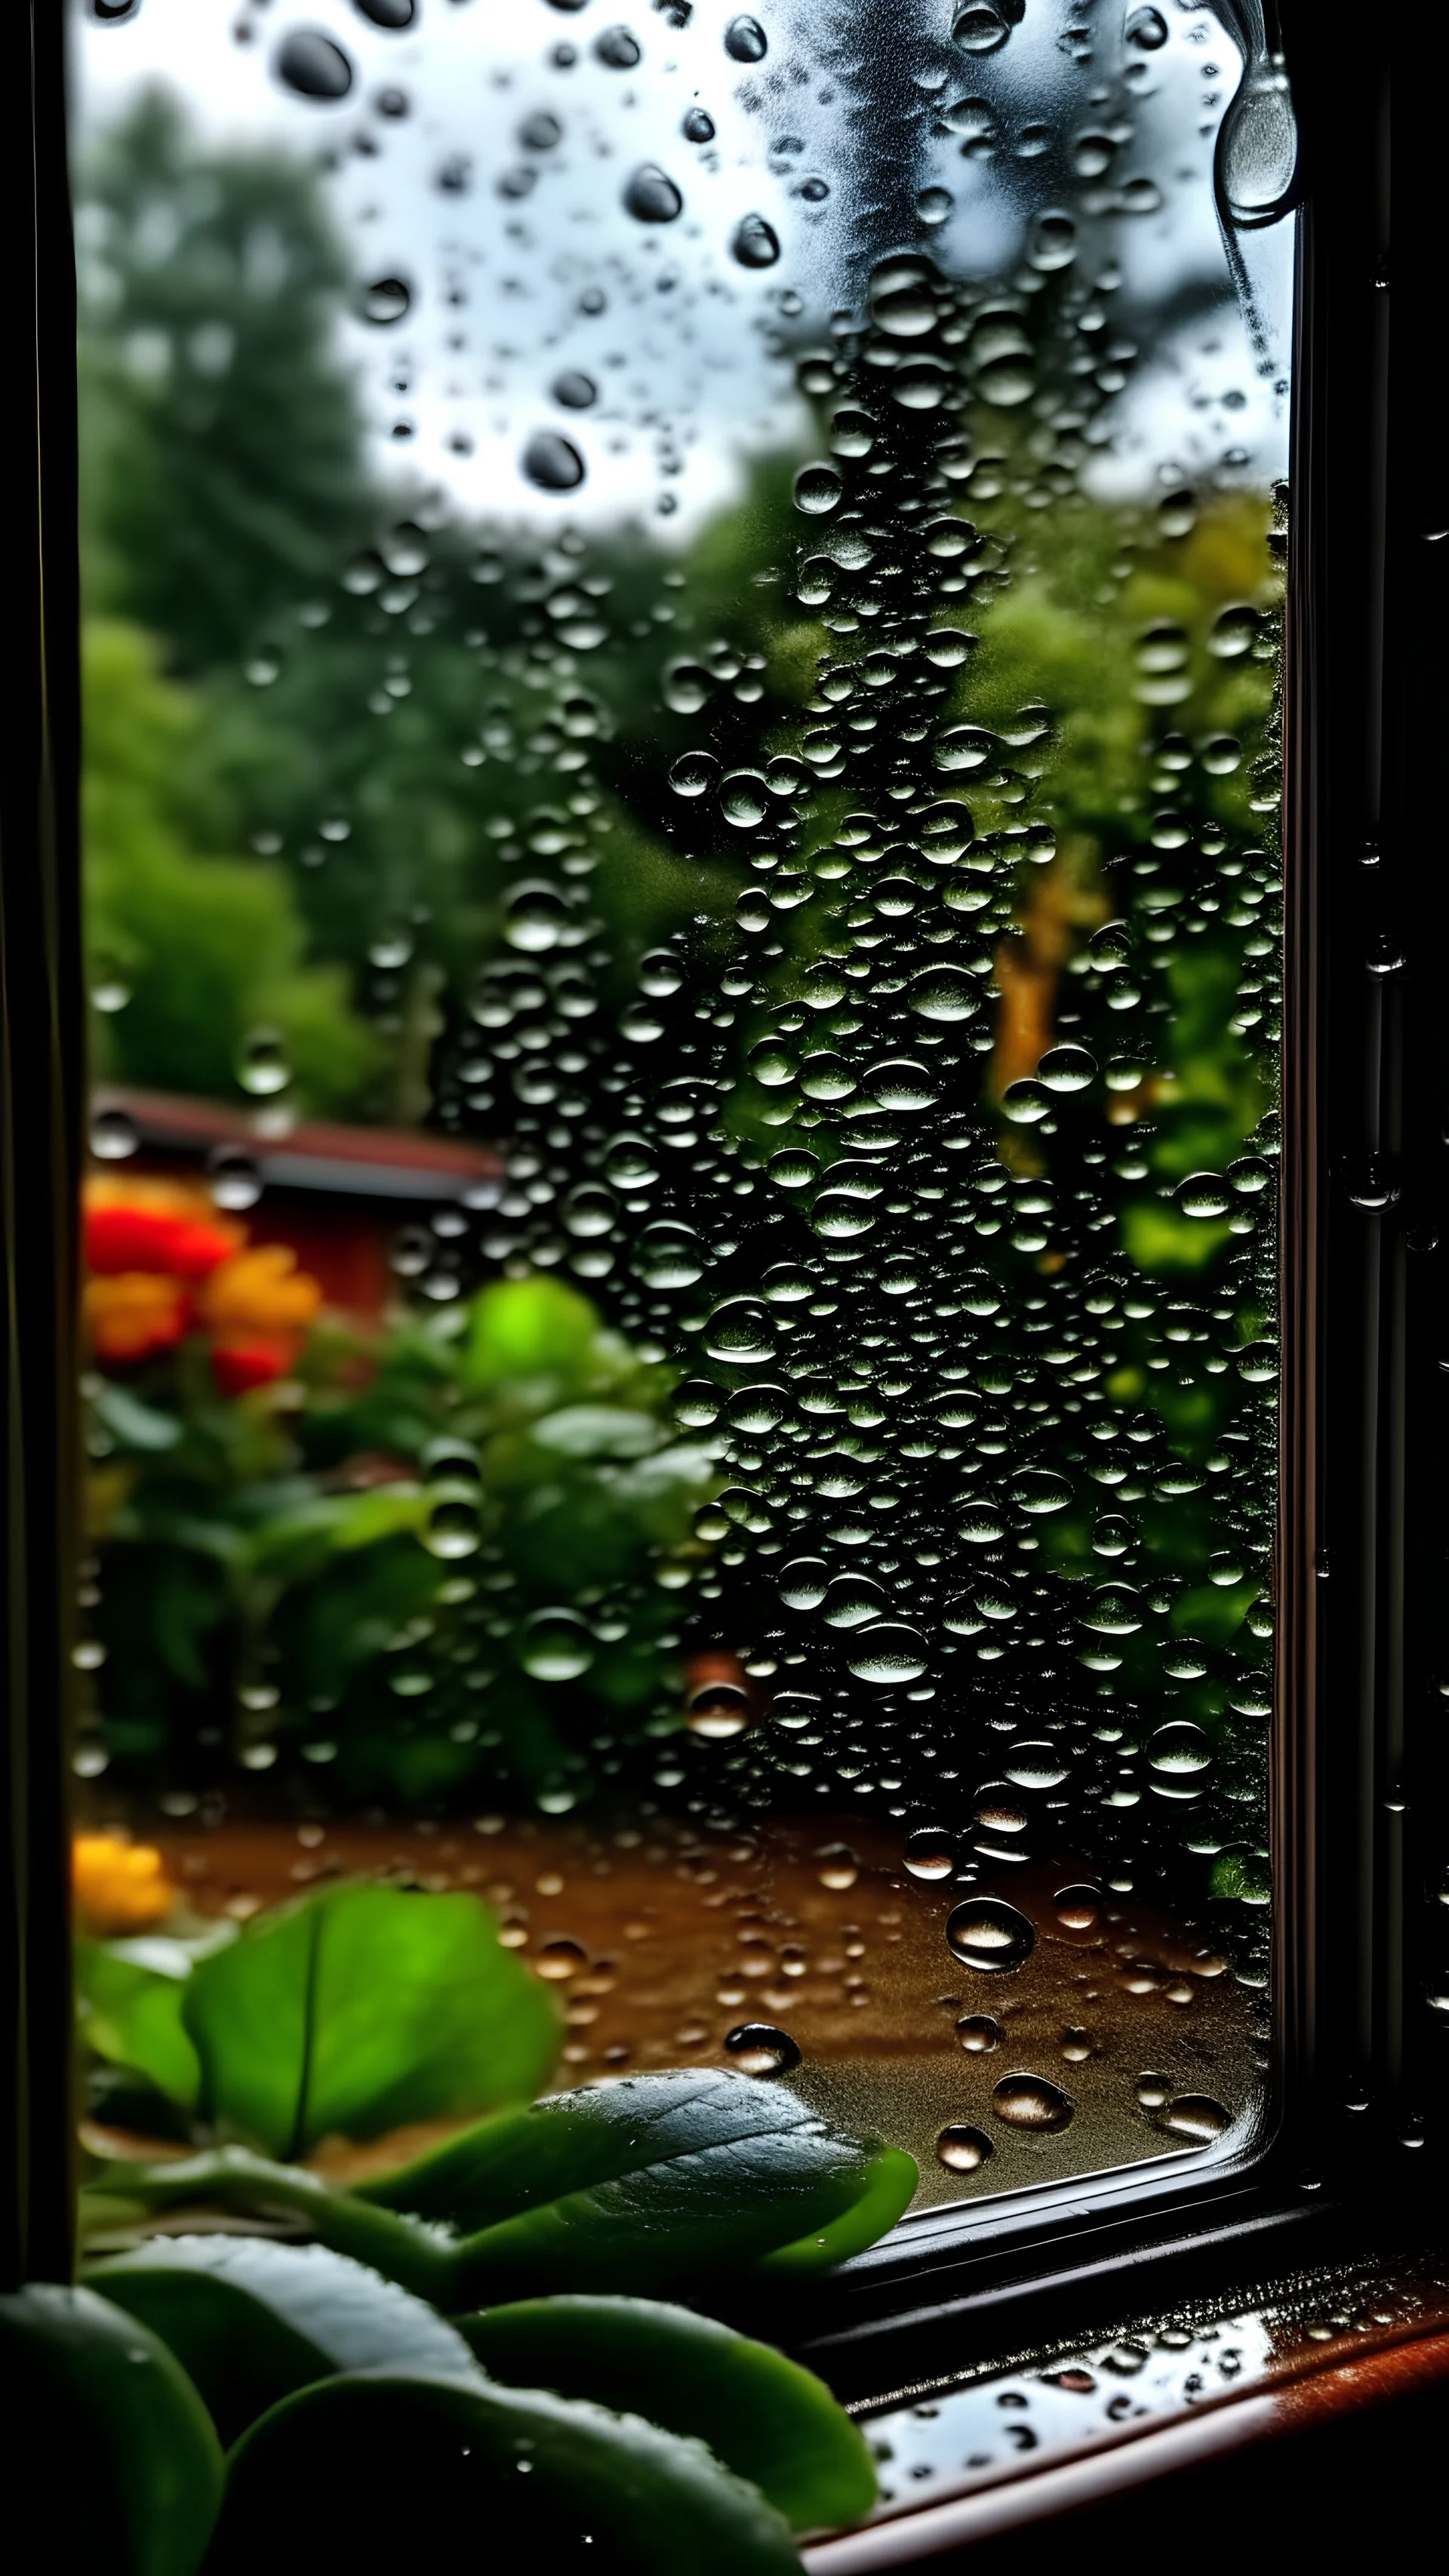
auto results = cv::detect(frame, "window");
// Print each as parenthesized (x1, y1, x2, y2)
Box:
(9, 0, 1442, 2556)
(64, 0, 1296, 2214)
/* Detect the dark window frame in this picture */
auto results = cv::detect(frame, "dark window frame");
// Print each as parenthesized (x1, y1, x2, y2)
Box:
(3, 0, 1439, 2450)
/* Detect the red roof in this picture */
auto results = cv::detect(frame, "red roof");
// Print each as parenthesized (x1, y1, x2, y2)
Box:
(95, 1088, 502, 1208)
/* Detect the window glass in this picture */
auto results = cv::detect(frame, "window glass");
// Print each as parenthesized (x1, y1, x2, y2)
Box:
(71, 0, 1293, 2206)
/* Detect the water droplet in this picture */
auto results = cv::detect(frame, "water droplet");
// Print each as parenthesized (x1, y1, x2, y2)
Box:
(275, 29, 355, 99)
(703, 1299, 777, 1365)
(237, 1029, 290, 1097)
(1003, 1741, 1069, 1790)
(624, 164, 684, 223)
(953, 4, 1012, 54)
(682, 106, 715, 143)
(553, 370, 597, 410)
(725, 2022, 800, 2075)
(522, 430, 586, 492)
(90, 1106, 139, 1162)
(518, 1608, 595, 1682)
(795, 463, 844, 516)
(1010, 1470, 1072, 1516)
(595, 24, 641, 67)
(669, 749, 720, 799)
(816, 1845, 859, 1890)
(1061, 2028, 1092, 2064)
(1028, 211, 1078, 272)
(504, 884, 568, 952)
(1147, 1720, 1214, 1777)
(633, 1220, 704, 1289)
(866, 1058, 939, 1109)
(1175, 1172, 1233, 1220)
(908, 965, 980, 1024)
(956, 2014, 1001, 2052)
(780, 1557, 829, 1610)
(603, 1133, 659, 1189)
(946, 1896, 1035, 1973)
(1124, 5, 1168, 48)
(903, 1827, 956, 1881)
(1163, 2094, 1232, 2141)
(1217, 60, 1298, 226)
(847, 1622, 929, 1685)
(937, 2124, 993, 2171)
(426, 1498, 481, 1560)
(1037, 1043, 1096, 1094)
(361, 275, 411, 325)
(992, 2073, 1073, 2131)
(207, 1146, 262, 1211)
(1209, 603, 1260, 659)
(724, 14, 768, 63)
(917, 186, 954, 226)
(732, 214, 780, 269)
(686, 1681, 752, 1739)
(561, 1183, 618, 1239)
(721, 771, 769, 827)
(1052, 1884, 1102, 1932)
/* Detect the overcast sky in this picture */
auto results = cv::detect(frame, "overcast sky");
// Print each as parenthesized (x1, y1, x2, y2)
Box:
(73, 0, 1293, 536)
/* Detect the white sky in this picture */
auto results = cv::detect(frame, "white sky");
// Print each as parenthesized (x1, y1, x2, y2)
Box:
(73, 0, 1293, 537)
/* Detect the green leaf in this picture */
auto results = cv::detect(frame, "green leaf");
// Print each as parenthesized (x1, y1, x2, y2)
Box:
(358, 2070, 905, 2301)
(90, 2235, 481, 2446)
(182, 1883, 561, 2159)
(91, 1379, 184, 1453)
(0, 2282, 223, 2576)
(79, 2149, 454, 2304)
(755, 2145, 919, 2275)
(460, 2294, 875, 2533)
(77, 1935, 202, 2107)
(529, 1405, 663, 1460)
(208, 2369, 803, 2576)
(464, 1273, 602, 1391)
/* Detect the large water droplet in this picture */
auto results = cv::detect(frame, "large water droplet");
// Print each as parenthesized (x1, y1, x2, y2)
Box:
(275, 29, 355, 98)
(725, 2022, 800, 2075)
(703, 1300, 777, 1365)
(624, 164, 684, 223)
(779, 1557, 829, 1610)
(794, 463, 843, 516)
(992, 2073, 1073, 2131)
(1163, 2094, 1232, 2141)
(361, 276, 411, 325)
(847, 1622, 928, 1685)
(503, 884, 569, 952)
(724, 14, 768, 61)
(518, 1607, 595, 1681)
(946, 1895, 1035, 1973)
(1124, 5, 1168, 48)
(522, 430, 586, 492)
(908, 965, 980, 1023)
(903, 1826, 956, 1881)
(732, 214, 780, 269)
(956, 2013, 1001, 2052)
(937, 2125, 993, 2172)
(953, 3, 1012, 53)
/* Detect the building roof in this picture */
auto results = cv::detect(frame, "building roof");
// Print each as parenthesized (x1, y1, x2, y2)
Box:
(95, 1087, 503, 1209)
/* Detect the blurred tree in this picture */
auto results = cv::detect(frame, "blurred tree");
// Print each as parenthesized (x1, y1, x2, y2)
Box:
(85, 620, 380, 1112)
(79, 86, 371, 673)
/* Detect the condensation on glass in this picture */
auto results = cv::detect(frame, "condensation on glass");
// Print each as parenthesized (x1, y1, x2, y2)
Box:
(70, 0, 1294, 2206)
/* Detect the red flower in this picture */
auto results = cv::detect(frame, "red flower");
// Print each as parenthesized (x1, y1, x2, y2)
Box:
(211, 1343, 287, 1397)
(86, 1202, 236, 1283)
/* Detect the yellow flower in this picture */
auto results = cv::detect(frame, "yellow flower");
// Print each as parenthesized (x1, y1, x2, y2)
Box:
(83, 1271, 189, 1362)
(196, 1243, 324, 1343)
(73, 1833, 175, 1935)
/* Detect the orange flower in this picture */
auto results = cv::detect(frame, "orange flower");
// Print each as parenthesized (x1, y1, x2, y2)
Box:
(84, 1271, 188, 1364)
(73, 1832, 174, 1935)
(197, 1242, 323, 1388)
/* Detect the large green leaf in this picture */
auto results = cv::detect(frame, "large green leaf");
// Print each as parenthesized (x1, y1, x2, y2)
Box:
(460, 2294, 875, 2533)
(358, 2070, 915, 2301)
(757, 2146, 919, 2274)
(90, 2235, 481, 2445)
(208, 2369, 803, 2576)
(76, 1934, 202, 2107)
(183, 1883, 561, 2159)
(0, 2282, 223, 2576)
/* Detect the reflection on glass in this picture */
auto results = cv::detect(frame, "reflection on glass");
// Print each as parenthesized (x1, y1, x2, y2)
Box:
(72, 0, 1290, 2208)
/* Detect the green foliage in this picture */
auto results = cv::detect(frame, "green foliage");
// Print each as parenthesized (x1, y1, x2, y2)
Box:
(460, 2294, 877, 2532)
(211, 2368, 804, 2576)
(92, 1274, 716, 1802)
(0, 2283, 224, 2576)
(84, 620, 379, 1112)
(67, 2057, 916, 2567)
(88, 2072, 917, 2310)
(77, 1882, 561, 2157)
(80, 89, 369, 674)
(91, 2236, 479, 2449)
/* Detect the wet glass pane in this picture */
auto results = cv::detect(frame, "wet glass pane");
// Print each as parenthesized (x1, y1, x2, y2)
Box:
(71, 0, 1292, 2207)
